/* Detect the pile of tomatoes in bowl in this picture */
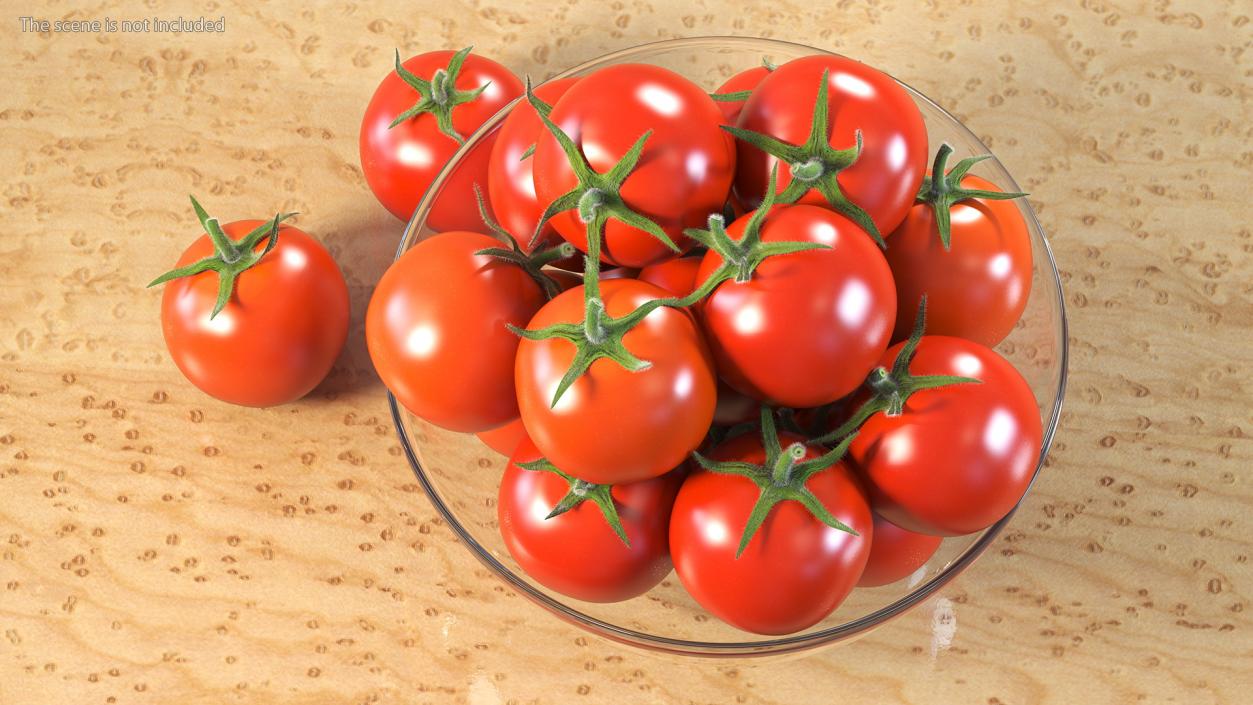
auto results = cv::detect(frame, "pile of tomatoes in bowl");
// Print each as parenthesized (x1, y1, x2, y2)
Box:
(358, 46, 1045, 636)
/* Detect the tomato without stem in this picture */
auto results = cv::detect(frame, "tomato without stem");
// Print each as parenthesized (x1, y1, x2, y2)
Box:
(476, 417, 528, 457)
(158, 219, 348, 407)
(849, 336, 1042, 536)
(498, 438, 681, 602)
(488, 77, 580, 252)
(514, 279, 716, 484)
(887, 173, 1032, 347)
(533, 64, 736, 268)
(733, 55, 928, 238)
(713, 64, 771, 123)
(366, 232, 547, 432)
(360, 49, 522, 229)
(670, 432, 872, 635)
(637, 256, 703, 298)
(857, 513, 943, 587)
(697, 205, 896, 407)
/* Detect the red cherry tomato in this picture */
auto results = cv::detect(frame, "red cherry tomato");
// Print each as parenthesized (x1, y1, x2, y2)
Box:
(734, 55, 928, 236)
(476, 417, 528, 457)
(887, 173, 1032, 347)
(697, 205, 896, 407)
(533, 64, 736, 268)
(360, 50, 522, 229)
(637, 256, 703, 298)
(366, 232, 546, 432)
(669, 432, 872, 635)
(498, 438, 681, 602)
(714, 65, 771, 123)
(857, 513, 943, 587)
(158, 220, 348, 407)
(514, 279, 716, 484)
(488, 77, 579, 250)
(850, 336, 1042, 536)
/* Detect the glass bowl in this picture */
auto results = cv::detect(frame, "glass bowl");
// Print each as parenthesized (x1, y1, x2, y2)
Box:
(388, 36, 1068, 657)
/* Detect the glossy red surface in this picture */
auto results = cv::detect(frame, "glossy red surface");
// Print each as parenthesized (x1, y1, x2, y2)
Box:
(160, 221, 348, 407)
(514, 279, 716, 484)
(533, 63, 736, 268)
(366, 232, 546, 433)
(498, 438, 681, 603)
(733, 54, 928, 237)
(359, 50, 522, 229)
(669, 433, 873, 635)
(886, 173, 1033, 347)
(850, 336, 1043, 536)
(697, 205, 897, 407)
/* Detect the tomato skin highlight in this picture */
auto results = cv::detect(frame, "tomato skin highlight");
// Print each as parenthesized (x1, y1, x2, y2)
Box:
(476, 417, 528, 457)
(697, 205, 896, 408)
(714, 65, 771, 123)
(669, 433, 873, 635)
(733, 54, 928, 236)
(498, 439, 682, 603)
(160, 221, 348, 407)
(856, 513, 943, 587)
(359, 50, 522, 229)
(487, 77, 580, 252)
(366, 232, 546, 433)
(514, 279, 717, 485)
(850, 336, 1042, 536)
(886, 173, 1032, 348)
(532, 63, 736, 268)
(637, 256, 703, 298)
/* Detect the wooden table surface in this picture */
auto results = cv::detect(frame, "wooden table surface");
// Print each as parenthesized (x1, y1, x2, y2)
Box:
(2, 1, 1249, 703)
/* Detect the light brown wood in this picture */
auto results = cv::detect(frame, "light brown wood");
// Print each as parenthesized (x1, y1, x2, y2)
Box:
(1, 1, 1249, 703)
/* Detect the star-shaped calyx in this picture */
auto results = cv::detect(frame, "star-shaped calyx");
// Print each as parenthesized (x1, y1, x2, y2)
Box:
(388, 46, 491, 145)
(516, 457, 632, 546)
(811, 296, 982, 446)
(916, 143, 1028, 250)
(692, 406, 861, 557)
(147, 196, 295, 318)
(723, 69, 885, 247)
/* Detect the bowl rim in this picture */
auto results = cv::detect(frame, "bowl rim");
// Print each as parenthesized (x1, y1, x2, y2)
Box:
(388, 35, 1069, 657)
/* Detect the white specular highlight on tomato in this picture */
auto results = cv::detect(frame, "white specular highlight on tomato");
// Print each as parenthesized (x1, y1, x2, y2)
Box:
(988, 253, 1013, 279)
(837, 279, 872, 327)
(201, 309, 236, 335)
(684, 151, 710, 183)
(953, 351, 983, 378)
(405, 324, 438, 357)
(397, 141, 435, 169)
(733, 304, 766, 335)
(637, 82, 683, 116)
(833, 70, 874, 98)
(281, 245, 308, 269)
(983, 409, 1019, 457)
(672, 368, 694, 399)
(886, 133, 909, 171)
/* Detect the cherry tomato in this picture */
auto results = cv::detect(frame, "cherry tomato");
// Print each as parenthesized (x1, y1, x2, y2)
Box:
(514, 279, 716, 484)
(533, 64, 736, 268)
(498, 438, 682, 602)
(637, 256, 703, 298)
(488, 77, 579, 250)
(476, 417, 528, 457)
(849, 336, 1042, 536)
(669, 432, 872, 635)
(714, 65, 771, 123)
(857, 513, 943, 587)
(697, 205, 896, 407)
(159, 218, 348, 408)
(366, 232, 546, 432)
(360, 49, 522, 230)
(733, 55, 928, 236)
(887, 173, 1032, 347)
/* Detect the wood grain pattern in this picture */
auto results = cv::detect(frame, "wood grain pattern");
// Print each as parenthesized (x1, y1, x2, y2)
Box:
(1, 1, 1249, 703)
